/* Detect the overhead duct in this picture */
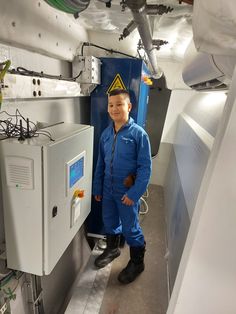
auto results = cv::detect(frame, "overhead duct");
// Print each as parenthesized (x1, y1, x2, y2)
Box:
(125, 0, 163, 79)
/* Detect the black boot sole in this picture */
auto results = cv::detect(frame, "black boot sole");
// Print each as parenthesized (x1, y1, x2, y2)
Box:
(95, 250, 121, 268)
(118, 263, 144, 284)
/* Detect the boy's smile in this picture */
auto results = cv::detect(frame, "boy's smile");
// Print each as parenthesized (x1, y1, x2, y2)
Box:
(108, 94, 132, 125)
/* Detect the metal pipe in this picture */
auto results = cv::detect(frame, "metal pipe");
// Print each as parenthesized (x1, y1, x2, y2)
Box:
(125, 1, 163, 78)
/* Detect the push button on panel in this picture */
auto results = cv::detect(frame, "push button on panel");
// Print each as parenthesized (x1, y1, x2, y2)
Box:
(73, 189, 85, 198)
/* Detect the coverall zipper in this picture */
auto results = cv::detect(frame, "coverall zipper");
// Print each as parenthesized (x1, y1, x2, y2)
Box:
(110, 132, 117, 191)
(110, 123, 129, 191)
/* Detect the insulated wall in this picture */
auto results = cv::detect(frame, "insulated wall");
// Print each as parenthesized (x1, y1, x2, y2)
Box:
(163, 90, 226, 291)
(167, 69, 236, 314)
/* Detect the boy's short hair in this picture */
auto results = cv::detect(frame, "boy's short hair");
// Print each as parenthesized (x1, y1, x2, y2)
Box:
(108, 89, 130, 99)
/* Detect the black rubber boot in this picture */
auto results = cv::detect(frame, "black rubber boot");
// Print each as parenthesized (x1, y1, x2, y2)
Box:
(119, 234, 126, 248)
(118, 245, 145, 284)
(94, 234, 121, 268)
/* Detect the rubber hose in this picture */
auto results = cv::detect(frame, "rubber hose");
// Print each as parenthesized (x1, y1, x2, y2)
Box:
(45, 0, 77, 13)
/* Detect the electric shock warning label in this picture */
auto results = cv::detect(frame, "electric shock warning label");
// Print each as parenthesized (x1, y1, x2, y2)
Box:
(107, 74, 126, 94)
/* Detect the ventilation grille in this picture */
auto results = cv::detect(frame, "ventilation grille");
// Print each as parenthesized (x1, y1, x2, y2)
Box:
(191, 78, 228, 91)
(5, 157, 34, 189)
(8, 164, 31, 185)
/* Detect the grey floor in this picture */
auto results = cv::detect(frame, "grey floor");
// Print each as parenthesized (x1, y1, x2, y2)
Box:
(65, 184, 168, 314)
(99, 184, 168, 314)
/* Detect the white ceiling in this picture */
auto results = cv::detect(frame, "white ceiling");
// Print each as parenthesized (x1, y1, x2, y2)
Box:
(79, 0, 193, 62)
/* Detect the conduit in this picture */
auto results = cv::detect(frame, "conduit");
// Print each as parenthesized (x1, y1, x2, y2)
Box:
(125, 0, 163, 78)
(44, 0, 90, 17)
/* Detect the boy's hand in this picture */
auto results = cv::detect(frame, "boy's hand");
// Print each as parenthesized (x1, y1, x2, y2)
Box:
(121, 195, 134, 206)
(95, 195, 102, 202)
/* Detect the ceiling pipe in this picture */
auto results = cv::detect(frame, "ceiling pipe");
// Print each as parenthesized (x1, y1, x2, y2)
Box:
(125, 0, 163, 78)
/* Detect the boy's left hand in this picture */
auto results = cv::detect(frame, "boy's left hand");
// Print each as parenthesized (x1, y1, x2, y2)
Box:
(121, 195, 134, 206)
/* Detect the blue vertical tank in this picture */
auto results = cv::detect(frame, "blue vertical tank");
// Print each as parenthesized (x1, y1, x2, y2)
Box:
(87, 57, 151, 235)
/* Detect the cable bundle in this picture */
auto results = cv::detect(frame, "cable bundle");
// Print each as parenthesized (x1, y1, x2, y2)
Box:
(8, 66, 82, 81)
(0, 109, 55, 142)
(44, 0, 90, 17)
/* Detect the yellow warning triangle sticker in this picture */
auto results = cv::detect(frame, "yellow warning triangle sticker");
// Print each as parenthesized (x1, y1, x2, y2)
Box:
(107, 74, 127, 94)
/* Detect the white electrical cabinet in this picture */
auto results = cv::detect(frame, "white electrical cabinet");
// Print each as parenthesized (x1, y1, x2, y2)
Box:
(0, 123, 94, 275)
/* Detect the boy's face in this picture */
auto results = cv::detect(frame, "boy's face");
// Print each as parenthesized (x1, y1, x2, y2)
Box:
(108, 94, 132, 124)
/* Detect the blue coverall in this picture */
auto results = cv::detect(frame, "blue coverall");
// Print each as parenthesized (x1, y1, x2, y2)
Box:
(93, 117, 152, 247)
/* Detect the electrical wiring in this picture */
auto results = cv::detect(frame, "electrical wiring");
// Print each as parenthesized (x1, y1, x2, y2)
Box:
(0, 109, 55, 141)
(81, 42, 138, 59)
(0, 271, 23, 303)
(33, 131, 55, 141)
(0, 110, 36, 139)
(73, 70, 83, 80)
(0, 272, 15, 288)
(8, 66, 82, 82)
(0, 270, 12, 279)
(0, 61, 11, 81)
(142, 188, 149, 198)
(139, 196, 149, 215)
(139, 188, 149, 215)
(0, 60, 11, 108)
(7, 43, 134, 81)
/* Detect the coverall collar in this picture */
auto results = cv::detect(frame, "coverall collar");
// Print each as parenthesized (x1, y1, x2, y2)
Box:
(111, 117, 134, 133)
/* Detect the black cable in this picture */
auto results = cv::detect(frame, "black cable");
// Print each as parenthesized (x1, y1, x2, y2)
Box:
(0, 110, 55, 141)
(81, 42, 86, 56)
(18, 119, 25, 141)
(8, 67, 82, 82)
(15, 109, 37, 130)
(81, 42, 138, 59)
(34, 132, 55, 141)
(8, 43, 136, 81)
(8, 42, 137, 81)
(73, 70, 83, 80)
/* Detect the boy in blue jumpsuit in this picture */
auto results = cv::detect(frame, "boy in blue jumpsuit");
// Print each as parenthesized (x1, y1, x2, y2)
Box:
(93, 89, 152, 284)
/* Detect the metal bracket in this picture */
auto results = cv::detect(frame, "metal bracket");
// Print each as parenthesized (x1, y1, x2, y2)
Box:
(119, 20, 137, 40)
(152, 39, 169, 50)
(72, 56, 101, 95)
(0, 303, 7, 314)
(24, 274, 44, 314)
(146, 4, 173, 15)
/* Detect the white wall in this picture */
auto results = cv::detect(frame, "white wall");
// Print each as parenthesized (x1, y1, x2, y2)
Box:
(155, 90, 226, 291)
(155, 88, 226, 291)
(174, 92, 226, 219)
(167, 68, 236, 314)
(150, 89, 196, 186)
(0, 0, 88, 60)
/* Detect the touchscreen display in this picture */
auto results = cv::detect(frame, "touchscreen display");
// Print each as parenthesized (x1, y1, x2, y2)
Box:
(69, 156, 84, 188)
